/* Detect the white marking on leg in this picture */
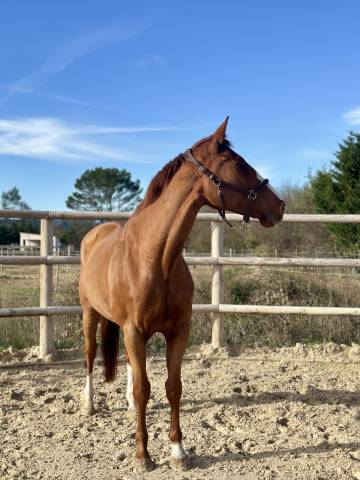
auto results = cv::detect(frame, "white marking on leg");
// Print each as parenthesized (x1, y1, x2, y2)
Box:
(126, 363, 135, 410)
(171, 441, 187, 459)
(83, 373, 94, 413)
(84, 373, 93, 401)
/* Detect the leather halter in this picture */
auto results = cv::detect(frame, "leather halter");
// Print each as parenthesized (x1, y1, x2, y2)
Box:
(184, 148, 269, 228)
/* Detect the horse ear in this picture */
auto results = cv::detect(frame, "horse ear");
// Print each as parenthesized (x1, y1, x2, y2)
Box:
(212, 116, 229, 145)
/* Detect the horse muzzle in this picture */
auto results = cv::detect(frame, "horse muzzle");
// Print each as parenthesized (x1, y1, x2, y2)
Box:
(260, 201, 286, 228)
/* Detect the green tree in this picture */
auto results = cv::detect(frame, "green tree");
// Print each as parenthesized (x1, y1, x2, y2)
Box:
(0, 187, 37, 244)
(311, 132, 360, 250)
(66, 167, 142, 211)
(1, 186, 30, 210)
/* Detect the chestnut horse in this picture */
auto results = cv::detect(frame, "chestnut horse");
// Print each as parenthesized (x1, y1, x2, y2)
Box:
(79, 118, 285, 471)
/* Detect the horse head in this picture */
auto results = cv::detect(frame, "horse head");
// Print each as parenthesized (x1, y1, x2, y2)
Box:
(187, 117, 285, 227)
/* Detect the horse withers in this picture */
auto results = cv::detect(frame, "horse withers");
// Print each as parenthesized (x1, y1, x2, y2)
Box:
(79, 118, 285, 471)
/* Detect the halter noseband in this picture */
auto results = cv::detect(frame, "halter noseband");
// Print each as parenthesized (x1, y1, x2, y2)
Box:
(184, 148, 269, 229)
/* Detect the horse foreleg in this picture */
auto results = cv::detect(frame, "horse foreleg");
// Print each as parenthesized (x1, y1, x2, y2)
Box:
(82, 305, 100, 415)
(165, 324, 190, 470)
(124, 348, 136, 412)
(123, 326, 154, 472)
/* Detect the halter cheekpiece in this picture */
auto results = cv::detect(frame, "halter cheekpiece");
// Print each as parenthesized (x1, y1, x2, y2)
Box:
(184, 148, 269, 229)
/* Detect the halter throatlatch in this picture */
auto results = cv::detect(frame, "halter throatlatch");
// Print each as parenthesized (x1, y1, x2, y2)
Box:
(184, 148, 269, 229)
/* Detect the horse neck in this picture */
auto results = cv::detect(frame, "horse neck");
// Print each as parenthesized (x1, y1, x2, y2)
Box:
(131, 164, 203, 275)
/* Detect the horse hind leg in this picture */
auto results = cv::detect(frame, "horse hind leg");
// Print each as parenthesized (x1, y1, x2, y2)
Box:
(82, 305, 100, 415)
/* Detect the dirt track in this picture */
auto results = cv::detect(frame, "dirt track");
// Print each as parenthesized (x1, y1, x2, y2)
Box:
(2, 344, 360, 479)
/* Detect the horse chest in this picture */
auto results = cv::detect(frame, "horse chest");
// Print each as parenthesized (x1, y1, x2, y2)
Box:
(136, 281, 189, 314)
(127, 275, 192, 332)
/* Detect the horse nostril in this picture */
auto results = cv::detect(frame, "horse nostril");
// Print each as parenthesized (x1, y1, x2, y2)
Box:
(280, 201, 286, 215)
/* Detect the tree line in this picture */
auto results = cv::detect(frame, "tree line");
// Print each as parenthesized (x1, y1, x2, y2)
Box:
(0, 168, 142, 247)
(1, 132, 359, 251)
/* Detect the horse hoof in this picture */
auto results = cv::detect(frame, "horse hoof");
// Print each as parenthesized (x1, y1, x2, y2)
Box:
(170, 455, 189, 471)
(81, 402, 95, 416)
(134, 457, 155, 472)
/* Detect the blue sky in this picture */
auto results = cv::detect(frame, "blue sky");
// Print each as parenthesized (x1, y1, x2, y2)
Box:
(0, 0, 359, 210)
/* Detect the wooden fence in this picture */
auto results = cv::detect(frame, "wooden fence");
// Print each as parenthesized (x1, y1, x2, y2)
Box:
(1, 209, 360, 359)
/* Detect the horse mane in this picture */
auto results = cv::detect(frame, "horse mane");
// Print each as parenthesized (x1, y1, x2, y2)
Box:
(134, 135, 231, 214)
(134, 153, 186, 214)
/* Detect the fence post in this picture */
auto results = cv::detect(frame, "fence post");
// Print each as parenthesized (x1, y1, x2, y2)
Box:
(54, 264, 60, 292)
(66, 244, 71, 282)
(211, 220, 224, 347)
(39, 219, 54, 360)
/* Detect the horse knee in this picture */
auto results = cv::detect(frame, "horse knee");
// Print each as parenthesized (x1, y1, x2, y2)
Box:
(165, 378, 182, 404)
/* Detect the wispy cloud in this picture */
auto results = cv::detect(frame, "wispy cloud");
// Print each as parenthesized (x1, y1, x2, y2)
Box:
(0, 117, 187, 163)
(133, 55, 166, 69)
(41, 92, 106, 109)
(343, 107, 360, 126)
(0, 23, 145, 106)
(1, 88, 113, 110)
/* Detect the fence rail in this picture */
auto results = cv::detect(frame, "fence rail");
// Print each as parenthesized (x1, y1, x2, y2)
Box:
(2, 209, 360, 223)
(1, 209, 360, 358)
(2, 245, 360, 259)
(2, 304, 360, 318)
(2, 255, 360, 268)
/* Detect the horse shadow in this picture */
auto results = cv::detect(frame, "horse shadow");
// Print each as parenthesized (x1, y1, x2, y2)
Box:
(190, 441, 360, 469)
(149, 387, 360, 414)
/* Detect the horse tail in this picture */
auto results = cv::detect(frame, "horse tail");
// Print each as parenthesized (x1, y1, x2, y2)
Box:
(101, 318, 119, 383)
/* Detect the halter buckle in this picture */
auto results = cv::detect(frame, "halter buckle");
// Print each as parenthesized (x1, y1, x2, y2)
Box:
(247, 190, 257, 201)
(227, 218, 252, 229)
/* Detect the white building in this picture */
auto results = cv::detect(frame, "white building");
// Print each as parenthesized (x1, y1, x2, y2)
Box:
(19, 232, 60, 251)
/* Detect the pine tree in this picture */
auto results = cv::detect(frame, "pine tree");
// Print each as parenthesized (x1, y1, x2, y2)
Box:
(311, 132, 360, 250)
(1, 186, 30, 210)
(66, 167, 142, 212)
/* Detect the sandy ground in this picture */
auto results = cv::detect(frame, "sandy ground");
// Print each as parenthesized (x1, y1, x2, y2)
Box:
(2, 344, 360, 480)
